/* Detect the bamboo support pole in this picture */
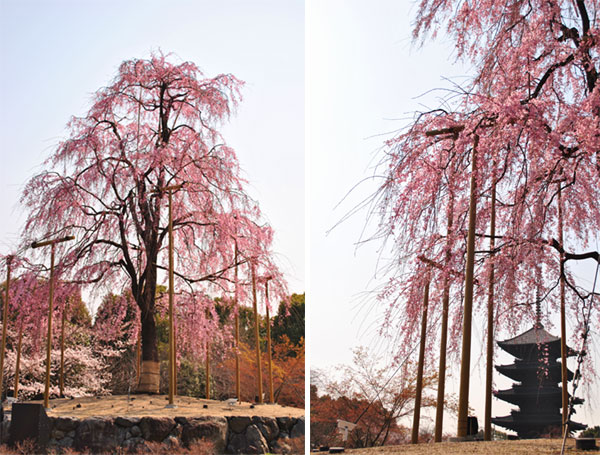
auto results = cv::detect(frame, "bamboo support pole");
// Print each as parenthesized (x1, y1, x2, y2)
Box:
(0, 256, 13, 399)
(32, 235, 74, 409)
(457, 135, 479, 438)
(484, 173, 497, 441)
(558, 187, 568, 435)
(265, 277, 274, 404)
(251, 263, 263, 404)
(411, 280, 430, 444)
(434, 194, 454, 442)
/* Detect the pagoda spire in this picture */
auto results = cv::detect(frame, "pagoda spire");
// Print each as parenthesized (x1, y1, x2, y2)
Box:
(535, 263, 542, 328)
(535, 292, 542, 328)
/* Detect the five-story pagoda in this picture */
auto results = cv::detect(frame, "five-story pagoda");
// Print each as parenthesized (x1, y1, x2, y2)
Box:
(492, 302, 586, 438)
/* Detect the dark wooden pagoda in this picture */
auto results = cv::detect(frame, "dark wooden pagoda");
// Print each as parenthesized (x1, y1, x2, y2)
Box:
(492, 309, 586, 438)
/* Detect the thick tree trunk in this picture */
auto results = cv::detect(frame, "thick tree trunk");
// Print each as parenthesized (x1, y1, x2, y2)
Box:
(136, 261, 160, 393)
(138, 306, 160, 393)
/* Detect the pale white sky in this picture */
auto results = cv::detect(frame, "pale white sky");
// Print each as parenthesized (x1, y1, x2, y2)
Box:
(0, 0, 304, 298)
(308, 0, 600, 434)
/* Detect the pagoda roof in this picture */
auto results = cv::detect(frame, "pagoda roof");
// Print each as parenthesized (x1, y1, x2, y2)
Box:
(492, 414, 586, 434)
(495, 387, 583, 406)
(496, 362, 574, 381)
(498, 325, 559, 346)
(497, 325, 578, 359)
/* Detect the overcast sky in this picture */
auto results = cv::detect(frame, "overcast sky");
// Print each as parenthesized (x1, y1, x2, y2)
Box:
(0, 0, 304, 300)
(308, 0, 600, 433)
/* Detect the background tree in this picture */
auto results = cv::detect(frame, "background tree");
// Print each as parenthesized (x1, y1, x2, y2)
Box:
(310, 347, 454, 448)
(0, 260, 112, 399)
(19, 53, 286, 392)
(272, 293, 305, 348)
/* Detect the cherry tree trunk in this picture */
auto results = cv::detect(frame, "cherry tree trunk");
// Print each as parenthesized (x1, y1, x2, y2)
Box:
(132, 230, 161, 394)
(138, 306, 160, 393)
(136, 260, 160, 393)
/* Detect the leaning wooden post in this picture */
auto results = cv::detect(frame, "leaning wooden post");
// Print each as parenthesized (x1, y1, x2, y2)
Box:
(234, 242, 241, 400)
(411, 278, 430, 444)
(558, 186, 568, 436)
(434, 193, 454, 442)
(59, 296, 69, 397)
(484, 169, 497, 441)
(265, 277, 274, 404)
(32, 235, 75, 409)
(456, 134, 479, 438)
(0, 255, 13, 399)
(251, 261, 263, 404)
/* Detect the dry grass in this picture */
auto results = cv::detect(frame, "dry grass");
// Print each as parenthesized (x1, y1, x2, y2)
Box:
(12, 394, 303, 418)
(345, 438, 600, 454)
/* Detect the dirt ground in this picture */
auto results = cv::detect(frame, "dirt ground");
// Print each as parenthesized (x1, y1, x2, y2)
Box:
(344, 438, 600, 454)
(9, 394, 304, 419)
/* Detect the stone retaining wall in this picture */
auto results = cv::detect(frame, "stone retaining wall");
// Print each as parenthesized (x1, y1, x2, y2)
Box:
(13, 414, 304, 454)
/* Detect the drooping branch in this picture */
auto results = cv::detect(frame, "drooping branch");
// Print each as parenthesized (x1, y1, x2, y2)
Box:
(546, 238, 600, 263)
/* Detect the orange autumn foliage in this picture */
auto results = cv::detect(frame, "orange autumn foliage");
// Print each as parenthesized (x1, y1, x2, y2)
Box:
(212, 335, 305, 408)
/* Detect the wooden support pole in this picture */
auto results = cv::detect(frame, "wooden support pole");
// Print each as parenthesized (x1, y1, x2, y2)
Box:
(32, 235, 74, 409)
(59, 297, 69, 397)
(205, 341, 210, 400)
(251, 262, 263, 404)
(14, 320, 23, 399)
(484, 173, 497, 441)
(412, 280, 430, 444)
(174, 321, 177, 396)
(136, 331, 141, 386)
(434, 194, 454, 442)
(45, 244, 55, 409)
(558, 187, 568, 436)
(152, 184, 183, 406)
(234, 243, 241, 400)
(265, 277, 274, 404)
(457, 135, 479, 438)
(45, 245, 56, 409)
(0, 256, 13, 399)
(168, 189, 176, 407)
